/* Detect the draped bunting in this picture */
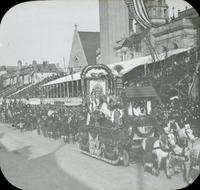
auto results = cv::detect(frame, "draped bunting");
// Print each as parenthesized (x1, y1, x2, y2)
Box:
(124, 0, 153, 29)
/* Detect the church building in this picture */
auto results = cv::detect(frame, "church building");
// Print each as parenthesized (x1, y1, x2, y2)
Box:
(68, 25, 100, 73)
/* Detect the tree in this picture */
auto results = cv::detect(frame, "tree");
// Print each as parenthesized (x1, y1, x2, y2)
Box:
(113, 64, 124, 76)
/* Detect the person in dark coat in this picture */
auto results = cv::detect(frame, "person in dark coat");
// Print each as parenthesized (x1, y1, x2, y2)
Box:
(61, 114, 70, 143)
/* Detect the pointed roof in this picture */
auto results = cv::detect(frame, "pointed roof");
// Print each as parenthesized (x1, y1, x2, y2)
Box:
(78, 31, 100, 65)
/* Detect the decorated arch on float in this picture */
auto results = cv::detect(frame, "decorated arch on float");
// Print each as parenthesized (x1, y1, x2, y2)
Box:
(80, 64, 115, 108)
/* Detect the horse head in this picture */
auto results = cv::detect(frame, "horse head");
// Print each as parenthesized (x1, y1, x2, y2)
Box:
(184, 127, 195, 142)
(167, 133, 177, 147)
(159, 132, 182, 153)
(176, 127, 196, 149)
(169, 132, 185, 154)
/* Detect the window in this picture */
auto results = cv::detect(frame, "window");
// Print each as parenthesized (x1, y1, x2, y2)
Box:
(173, 43, 178, 49)
(164, 9, 167, 17)
(153, 8, 156, 17)
(74, 56, 79, 63)
(158, 8, 162, 17)
(134, 42, 141, 53)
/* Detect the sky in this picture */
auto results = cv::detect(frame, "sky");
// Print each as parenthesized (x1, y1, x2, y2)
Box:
(0, 0, 193, 68)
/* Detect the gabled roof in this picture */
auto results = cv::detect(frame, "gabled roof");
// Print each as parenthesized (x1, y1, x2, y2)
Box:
(78, 31, 100, 65)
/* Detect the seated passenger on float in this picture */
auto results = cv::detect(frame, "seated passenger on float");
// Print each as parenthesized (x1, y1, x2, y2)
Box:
(110, 102, 124, 129)
(99, 95, 111, 119)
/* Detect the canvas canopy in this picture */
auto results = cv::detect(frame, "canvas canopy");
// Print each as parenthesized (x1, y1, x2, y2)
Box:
(42, 47, 191, 87)
(42, 71, 81, 86)
(108, 47, 191, 76)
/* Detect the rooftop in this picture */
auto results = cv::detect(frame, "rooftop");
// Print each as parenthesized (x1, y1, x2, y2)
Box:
(32, 63, 59, 73)
(78, 31, 100, 65)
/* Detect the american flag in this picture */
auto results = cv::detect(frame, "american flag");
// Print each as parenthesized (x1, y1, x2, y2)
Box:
(124, 0, 153, 29)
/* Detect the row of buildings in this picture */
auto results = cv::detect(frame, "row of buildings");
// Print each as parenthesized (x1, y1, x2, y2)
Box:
(0, 61, 60, 86)
(0, 60, 61, 98)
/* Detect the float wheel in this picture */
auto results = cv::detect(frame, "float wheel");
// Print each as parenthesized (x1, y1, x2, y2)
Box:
(123, 149, 130, 167)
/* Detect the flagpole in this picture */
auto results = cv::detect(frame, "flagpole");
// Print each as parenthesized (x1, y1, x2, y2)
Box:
(67, 66, 74, 97)
(63, 57, 67, 74)
(71, 67, 74, 97)
(63, 56, 68, 99)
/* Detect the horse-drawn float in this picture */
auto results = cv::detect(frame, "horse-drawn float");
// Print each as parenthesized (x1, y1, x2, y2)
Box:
(78, 64, 156, 166)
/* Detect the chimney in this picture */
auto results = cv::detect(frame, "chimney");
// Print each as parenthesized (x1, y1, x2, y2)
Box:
(17, 60, 22, 70)
(43, 61, 48, 65)
(32, 60, 37, 67)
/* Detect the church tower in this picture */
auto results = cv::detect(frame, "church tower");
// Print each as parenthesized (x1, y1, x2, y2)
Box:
(144, 0, 169, 25)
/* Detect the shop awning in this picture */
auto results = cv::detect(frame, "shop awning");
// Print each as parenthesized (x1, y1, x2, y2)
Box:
(124, 86, 157, 98)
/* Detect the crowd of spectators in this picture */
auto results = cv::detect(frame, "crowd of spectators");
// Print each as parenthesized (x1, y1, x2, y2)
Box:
(0, 99, 84, 142)
(152, 98, 200, 136)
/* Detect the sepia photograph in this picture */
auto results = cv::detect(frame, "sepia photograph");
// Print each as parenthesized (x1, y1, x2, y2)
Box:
(0, 0, 200, 189)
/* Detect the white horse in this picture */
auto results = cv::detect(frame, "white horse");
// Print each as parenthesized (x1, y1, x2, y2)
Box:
(143, 130, 183, 178)
(174, 124, 200, 184)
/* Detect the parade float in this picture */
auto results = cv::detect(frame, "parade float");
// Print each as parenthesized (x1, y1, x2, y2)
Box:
(78, 64, 157, 166)
(78, 64, 131, 166)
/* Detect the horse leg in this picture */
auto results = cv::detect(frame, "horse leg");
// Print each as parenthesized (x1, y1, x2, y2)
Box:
(183, 160, 191, 184)
(72, 133, 75, 144)
(38, 126, 41, 135)
(152, 153, 158, 176)
(62, 135, 65, 143)
(20, 124, 23, 133)
(156, 155, 162, 176)
(152, 150, 162, 176)
(165, 154, 172, 179)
